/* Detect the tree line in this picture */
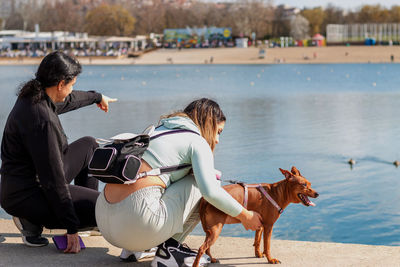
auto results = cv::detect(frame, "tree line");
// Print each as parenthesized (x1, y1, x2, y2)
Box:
(2, 0, 400, 39)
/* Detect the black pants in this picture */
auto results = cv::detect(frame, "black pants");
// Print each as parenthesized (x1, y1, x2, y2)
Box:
(7, 136, 100, 232)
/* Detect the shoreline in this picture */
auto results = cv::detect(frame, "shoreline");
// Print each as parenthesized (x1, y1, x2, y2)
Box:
(0, 46, 400, 66)
(1, 218, 400, 266)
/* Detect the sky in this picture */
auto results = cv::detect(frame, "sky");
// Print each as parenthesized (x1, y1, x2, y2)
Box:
(273, 0, 399, 10)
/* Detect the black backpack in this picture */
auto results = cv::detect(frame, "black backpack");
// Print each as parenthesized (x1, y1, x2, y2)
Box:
(88, 129, 199, 184)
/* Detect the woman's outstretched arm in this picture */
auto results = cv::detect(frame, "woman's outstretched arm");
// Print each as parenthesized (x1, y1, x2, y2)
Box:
(56, 91, 117, 114)
(190, 137, 262, 230)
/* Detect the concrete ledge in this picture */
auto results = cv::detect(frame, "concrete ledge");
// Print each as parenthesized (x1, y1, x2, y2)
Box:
(1, 219, 400, 266)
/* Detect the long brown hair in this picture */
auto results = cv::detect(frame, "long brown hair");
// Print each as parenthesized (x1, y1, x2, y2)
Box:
(161, 98, 226, 151)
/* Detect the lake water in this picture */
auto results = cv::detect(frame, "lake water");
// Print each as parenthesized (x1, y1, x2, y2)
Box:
(1, 63, 400, 246)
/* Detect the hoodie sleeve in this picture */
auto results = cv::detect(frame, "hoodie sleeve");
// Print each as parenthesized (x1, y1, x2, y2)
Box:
(189, 138, 243, 217)
(56, 90, 102, 114)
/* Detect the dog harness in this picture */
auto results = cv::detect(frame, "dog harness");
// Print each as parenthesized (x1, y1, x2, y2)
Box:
(226, 180, 283, 214)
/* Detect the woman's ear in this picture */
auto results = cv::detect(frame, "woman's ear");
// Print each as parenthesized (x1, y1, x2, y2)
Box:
(57, 80, 65, 91)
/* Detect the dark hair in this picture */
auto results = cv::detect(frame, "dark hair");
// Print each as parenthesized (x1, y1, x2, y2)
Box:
(18, 51, 82, 103)
(162, 98, 226, 151)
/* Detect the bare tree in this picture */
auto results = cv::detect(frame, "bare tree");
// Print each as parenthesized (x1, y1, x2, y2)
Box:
(272, 5, 291, 37)
(5, 12, 24, 30)
(290, 15, 310, 40)
(131, 0, 167, 35)
(343, 10, 358, 24)
(390, 5, 400, 22)
(357, 5, 389, 23)
(7, 0, 400, 40)
(232, 0, 274, 38)
(19, 1, 85, 32)
(85, 4, 135, 36)
(321, 4, 345, 35)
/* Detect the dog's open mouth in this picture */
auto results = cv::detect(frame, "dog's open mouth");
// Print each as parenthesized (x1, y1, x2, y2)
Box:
(298, 194, 316, 207)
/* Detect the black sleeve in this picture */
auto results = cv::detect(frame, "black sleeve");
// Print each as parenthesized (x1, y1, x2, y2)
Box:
(56, 90, 102, 115)
(24, 121, 80, 234)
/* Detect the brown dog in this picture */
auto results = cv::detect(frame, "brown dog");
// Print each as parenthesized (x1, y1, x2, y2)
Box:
(193, 166, 319, 266)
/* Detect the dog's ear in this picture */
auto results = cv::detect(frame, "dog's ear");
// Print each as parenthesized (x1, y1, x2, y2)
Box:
(279, 168, 292, 180)
(291, 166, 301, 176)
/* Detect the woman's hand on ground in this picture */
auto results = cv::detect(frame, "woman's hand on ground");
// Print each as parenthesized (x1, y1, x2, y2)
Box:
(236, 209, 263, 231)
(64, 233, 81, 253)
(97, 94, 117, 112)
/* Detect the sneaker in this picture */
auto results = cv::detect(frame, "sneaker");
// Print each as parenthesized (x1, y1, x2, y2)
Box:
(150, 238, 210, 267)
(13, 217, 48, 247)
(120, 247, 157, 262)
(22, 235, 49, 247)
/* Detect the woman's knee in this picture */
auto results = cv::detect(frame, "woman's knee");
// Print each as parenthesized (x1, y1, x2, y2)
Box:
(79, 136, 98, 150)
(73, 136, 98, 158)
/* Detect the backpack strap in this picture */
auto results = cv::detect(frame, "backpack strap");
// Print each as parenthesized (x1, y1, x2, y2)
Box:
(150, 129, 199, 140)
(133, 129, 200, 182)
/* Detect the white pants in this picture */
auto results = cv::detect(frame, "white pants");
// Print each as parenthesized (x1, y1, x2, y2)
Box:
(95, 175, 202, 251)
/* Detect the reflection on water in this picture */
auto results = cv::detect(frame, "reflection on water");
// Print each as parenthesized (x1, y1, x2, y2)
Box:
(1, 64, 400, 246)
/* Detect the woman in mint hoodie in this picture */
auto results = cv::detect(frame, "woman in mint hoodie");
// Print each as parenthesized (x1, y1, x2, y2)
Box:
(95, 98, 262, 267)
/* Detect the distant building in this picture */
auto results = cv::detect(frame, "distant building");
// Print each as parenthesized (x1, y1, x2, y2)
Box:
(0, 30, 147, 54)
(163, 27, 233, 48)
(235, 38, 248, 48)
(327, 23, 400, 44)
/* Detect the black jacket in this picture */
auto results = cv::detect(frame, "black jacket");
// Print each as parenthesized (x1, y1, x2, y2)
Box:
(0, 90, 102, 234)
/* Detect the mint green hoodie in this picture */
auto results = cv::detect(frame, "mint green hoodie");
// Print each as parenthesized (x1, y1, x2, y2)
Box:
(142, 116, 243, 217)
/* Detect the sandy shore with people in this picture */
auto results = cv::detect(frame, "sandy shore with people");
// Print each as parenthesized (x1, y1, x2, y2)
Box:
(134, 46, 400, 64)
(1, 218, 400, 266)
(0, 46, 400, 66)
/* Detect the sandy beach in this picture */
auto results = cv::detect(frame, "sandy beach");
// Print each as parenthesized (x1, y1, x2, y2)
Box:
(0, 46, 400, 66)
(1, 218, 400, 266)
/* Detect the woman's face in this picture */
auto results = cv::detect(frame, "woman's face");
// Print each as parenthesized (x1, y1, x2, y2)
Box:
(58, 77, 77, 102)
(215, 121, 225, 145)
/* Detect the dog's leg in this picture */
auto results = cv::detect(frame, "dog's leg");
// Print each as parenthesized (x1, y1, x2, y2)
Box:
(263, 224, 281, 264)
(205, 248, 215, 262)
(204, 223, 223, 263)
(254, 226, 264, 258)
(193, 223, 223, 267)
(193, 232, 210, 267)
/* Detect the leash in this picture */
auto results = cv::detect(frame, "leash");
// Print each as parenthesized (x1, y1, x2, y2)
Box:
(223, 179, 283, 214)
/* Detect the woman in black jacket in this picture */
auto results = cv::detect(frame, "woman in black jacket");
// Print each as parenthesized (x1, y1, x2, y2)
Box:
(0, 51, 116, 253)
